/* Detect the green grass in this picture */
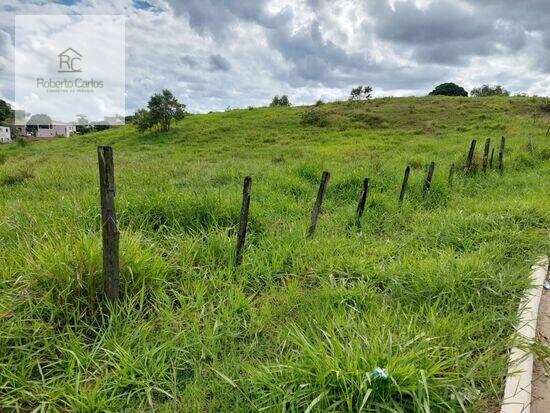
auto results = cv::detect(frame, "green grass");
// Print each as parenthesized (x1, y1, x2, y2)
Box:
(0, 96, 549, 412)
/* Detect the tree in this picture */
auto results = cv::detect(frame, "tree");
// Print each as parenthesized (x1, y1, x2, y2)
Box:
(270, 95, 291, 107)
(134, 90, 186, 133)
(0, 99, 11, 124)
(148, 89, 186, 132)
(470, 84, 509, 97)
(428, 83, 468, 97)
(133, 108, 154, 132)
(349, 85, 373, 100)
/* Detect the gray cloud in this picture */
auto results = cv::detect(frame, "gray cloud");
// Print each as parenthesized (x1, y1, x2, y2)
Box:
(208, 54, 231, 71)
(366, 0, 527, 65)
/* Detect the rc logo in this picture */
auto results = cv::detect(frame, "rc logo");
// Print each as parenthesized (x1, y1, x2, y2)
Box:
(57, 48, 82, 73)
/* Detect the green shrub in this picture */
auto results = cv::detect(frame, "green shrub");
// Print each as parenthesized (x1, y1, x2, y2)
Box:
(300, 108, 329, 127)
(537, 98, 550, 112)
(429, 82, 468, 97)
(270, 95, 291, 107)
(16, 137, 29, 147)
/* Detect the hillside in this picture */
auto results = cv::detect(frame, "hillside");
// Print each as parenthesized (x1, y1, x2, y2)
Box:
(0, 96, 549, 412)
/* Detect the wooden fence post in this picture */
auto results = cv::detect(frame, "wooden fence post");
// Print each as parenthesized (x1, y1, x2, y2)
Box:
(528, 136, 534, 155)
(424, 161, 435, 194)
(356, 178, 369, 222)
(489, 148, 495, 169)
(307, 171, 330, 238)
(482, 138, 490, 172)
(235, 176, 252, 267)
(398, 165, 410, 207)
(98, 146, 120, 302)
(498, 136, 505, 174)
(448, 163, 455, 187)
(465, 139, 477, 173)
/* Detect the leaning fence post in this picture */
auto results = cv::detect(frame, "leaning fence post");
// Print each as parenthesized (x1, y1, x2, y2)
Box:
(489, 148, 495, 169)
(307, 171, 330, 238)
(465, 139, 477, 173)
(448, 163, 455, 187)
(235, 176, 252, 267)
(98, 146, 120, 302)
(498, 136, 505, 174)
(356, 178, 369, 222)
(482, 138, 491, 172)
(424, 161, 435, 194)
(398, 165, 410, 207)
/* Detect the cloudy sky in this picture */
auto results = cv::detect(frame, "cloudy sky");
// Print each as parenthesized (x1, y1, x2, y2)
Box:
(1, 0, 549, 114)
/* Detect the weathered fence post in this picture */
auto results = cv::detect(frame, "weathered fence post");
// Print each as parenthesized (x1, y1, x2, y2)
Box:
(465, 139, 477, 173)
(489, 148, 495, 169)
(98, 146, 119, 302)
(307, 171, 330, 238)
(356, 178, 369, 222)
(482, 138, 491, 172)
(448, 163, 455, 187)
(498, 136, 505, 174)
(424, 161, 435, 194)
(398, 165, 410, 207)
(235, 176, 252, 267)
(528, 136, 534, 155)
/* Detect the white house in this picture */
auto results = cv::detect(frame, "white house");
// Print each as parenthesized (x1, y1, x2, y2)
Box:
(36, 122, 76, 138)
(0, 126, 12, 143)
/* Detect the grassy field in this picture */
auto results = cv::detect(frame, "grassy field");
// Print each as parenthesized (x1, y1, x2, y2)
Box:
(0, 96, 549, 412)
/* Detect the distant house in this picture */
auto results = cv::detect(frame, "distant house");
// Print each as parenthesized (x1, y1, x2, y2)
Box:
(35, 122, 76, 139)
(0, 126, 12, 143)
(14, 125, 27, 136)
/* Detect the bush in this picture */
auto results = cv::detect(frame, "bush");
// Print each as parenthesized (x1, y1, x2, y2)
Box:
(428, 83, 468, 97)
(537, 98, 550, 112)
(300, 109, 329, 127)
(270, 95, 291, 107)
(315, 99, 324, 106)
(470, 84, 509, 97)
(16, 137, 29, 147)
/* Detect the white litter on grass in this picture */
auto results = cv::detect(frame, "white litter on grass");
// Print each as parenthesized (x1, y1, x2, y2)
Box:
(371, 367, 388, 380)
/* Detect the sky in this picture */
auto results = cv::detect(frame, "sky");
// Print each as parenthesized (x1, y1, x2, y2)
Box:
(1, 0, 549, 114)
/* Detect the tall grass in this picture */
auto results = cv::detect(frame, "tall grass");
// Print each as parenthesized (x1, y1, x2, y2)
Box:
(0, 96, 548, 411)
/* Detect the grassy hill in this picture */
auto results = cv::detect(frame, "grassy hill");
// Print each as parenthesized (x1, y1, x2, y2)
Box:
(0, 96, 549, 411)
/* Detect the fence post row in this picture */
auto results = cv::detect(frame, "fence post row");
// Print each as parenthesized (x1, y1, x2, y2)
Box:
(98, 146, 120, 302)
(307, 171, 330, 238)
(235, 176, 252, 267)
(398, 165, 410, 207)
(356, 178, 370, 221)
(424, 161, 435, 194)
(498, 136, 505, 174)
(482, 138, 491, 172)
(94, 135, 511, 294)
(465, 139, 477, 173)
